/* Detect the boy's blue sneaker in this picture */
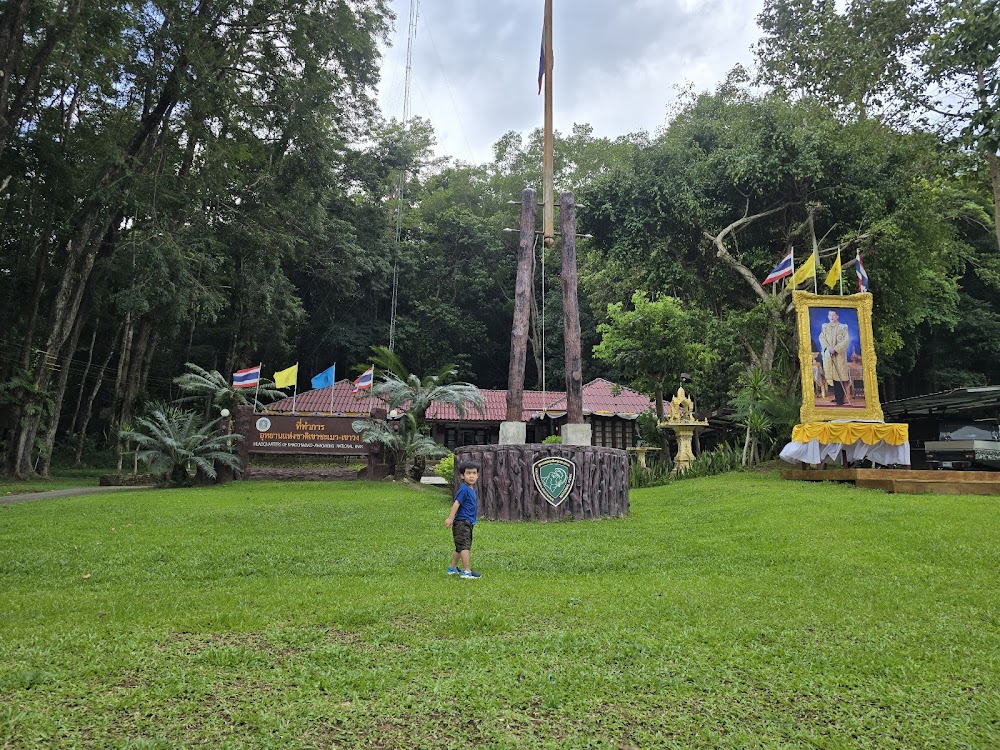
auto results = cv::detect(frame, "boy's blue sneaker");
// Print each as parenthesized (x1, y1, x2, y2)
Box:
(460, 570, 481, 579)
(447, 567, 460, 575)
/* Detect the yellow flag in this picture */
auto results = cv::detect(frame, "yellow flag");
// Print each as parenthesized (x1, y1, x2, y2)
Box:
(824, 250, 842, 289)
(791, 251, 818, 287)
(273, 363, 298, 389)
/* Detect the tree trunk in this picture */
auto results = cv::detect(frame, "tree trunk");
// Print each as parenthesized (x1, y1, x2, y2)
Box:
(39, 304, 87, 475)
(18, 222, 50, 370)
(0, 0, 86, 162)
(654, 386, 669, 454)
(506, 187, 536, 422)
(111, 311, 135, 432)
(74, 322, 121, 466)
(987, 150, 1000, 254)
(113, 314, 153, 443)
(70, 321, 98, 434)
(560, 192, 583, 424)
(742, 422, 751, 467)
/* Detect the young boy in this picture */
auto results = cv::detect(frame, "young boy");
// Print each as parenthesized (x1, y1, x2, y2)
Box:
(444, 460, 482, 579)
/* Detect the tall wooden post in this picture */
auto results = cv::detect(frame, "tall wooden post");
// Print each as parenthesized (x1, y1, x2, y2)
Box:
(542, 0, 554, 248)
(560, 191, 584, 429)
(506, 188, 536, 424)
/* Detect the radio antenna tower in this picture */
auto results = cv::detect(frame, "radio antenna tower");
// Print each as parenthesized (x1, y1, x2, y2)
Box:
(389, 0, 419, 352)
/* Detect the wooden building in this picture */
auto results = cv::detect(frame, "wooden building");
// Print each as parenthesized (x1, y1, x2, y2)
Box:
(266, 377, 652, 450)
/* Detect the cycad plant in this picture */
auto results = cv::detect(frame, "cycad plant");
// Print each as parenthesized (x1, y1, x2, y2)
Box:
(118, 409, 243, 485)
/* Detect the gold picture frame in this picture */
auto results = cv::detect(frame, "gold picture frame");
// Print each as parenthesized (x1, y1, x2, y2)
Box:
(793, 291, 883, 423)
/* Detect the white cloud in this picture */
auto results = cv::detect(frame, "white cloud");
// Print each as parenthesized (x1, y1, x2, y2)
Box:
(377, 0, 765, 163)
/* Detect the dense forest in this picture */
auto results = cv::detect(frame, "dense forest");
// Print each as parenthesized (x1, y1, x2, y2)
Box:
(1, 0, 998, 476)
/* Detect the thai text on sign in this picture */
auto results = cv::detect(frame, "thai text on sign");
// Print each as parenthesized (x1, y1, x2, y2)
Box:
(248, 414, 367, 455)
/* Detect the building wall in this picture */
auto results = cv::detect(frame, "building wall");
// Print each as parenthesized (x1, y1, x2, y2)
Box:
(429, 416, 638, 449)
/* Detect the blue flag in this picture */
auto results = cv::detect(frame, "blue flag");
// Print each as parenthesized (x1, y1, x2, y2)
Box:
(311, 364, 336, 390)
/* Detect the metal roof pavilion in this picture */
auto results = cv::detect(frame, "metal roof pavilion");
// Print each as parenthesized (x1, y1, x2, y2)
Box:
(882, 386, 1000, 419)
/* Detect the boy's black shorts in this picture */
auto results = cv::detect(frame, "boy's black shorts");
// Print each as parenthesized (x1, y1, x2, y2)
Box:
(452, 520, 473, 552)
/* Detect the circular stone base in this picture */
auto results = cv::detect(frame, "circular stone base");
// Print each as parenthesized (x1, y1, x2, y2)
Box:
(454, 444, 629, 522)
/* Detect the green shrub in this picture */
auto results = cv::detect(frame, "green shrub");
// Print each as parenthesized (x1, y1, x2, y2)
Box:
(629, 442, 742, 489)
(629, 454, 674, 488)
(679, 442, 742, 480)
(434, 452, 455, 484)
(543, 434, 562, 444)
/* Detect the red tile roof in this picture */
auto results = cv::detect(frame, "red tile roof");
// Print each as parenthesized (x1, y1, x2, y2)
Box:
(266, 378, 653, 422)
(540, 378, 653, 418)
(266, 380, 379, 415)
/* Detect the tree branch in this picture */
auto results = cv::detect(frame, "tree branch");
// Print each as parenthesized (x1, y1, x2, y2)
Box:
(705, 202, 795, 304)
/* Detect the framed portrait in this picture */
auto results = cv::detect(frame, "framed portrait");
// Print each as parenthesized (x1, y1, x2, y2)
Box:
(792, 291, 884, 423)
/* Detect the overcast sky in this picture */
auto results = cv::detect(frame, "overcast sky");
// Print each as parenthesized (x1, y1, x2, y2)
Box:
(376, 0, 766, 164)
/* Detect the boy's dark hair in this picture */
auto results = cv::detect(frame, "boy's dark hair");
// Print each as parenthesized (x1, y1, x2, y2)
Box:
(456, 460, 481, 476)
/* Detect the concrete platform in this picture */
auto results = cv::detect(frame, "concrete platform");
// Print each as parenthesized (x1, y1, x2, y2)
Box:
(781, 468, 1000, 495)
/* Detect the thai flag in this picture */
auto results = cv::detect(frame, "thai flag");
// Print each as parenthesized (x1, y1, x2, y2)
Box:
(856, 253, 870, 292)
(762, 251, 794, 285)
(233, 365, 261, 389)
(352, 365, 374, 394)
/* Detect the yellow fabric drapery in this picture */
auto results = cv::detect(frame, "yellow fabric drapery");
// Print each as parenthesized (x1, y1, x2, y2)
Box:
(791, 422, 908, 446)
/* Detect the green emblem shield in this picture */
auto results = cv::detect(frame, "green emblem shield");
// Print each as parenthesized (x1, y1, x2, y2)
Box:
(532, 457, 575, 507)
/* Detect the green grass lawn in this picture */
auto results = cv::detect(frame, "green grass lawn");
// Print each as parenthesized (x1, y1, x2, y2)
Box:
(1, 474, 997, 749)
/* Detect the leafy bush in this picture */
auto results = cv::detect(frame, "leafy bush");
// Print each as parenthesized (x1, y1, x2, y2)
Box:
(629, 455, 674, 488)
(434, 452, 455, 484)
(629, 442, 742, 489)
(543, 434, 562, 444)
(678, 442, 742, 480)
(636, 410, 662, 445)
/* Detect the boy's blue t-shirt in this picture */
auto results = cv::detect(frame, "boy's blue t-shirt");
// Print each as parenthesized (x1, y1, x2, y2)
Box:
(454, 483, 478, 525)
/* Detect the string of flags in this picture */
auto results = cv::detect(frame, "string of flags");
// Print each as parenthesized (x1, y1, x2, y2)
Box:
(761, 247, 871, 294)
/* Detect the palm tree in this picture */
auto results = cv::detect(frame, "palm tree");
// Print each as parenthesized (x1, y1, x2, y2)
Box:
(118, 409, 243, 485)
(173, 363, 285, 415)
(353, 347, 485, 480)
(367, 346, 485, 431)
(351, 415, 448, 480)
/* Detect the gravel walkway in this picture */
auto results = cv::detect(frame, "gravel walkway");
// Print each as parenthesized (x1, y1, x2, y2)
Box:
(0, 485, 155, 505)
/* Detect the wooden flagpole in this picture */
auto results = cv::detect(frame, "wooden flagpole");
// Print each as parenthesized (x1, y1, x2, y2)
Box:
(542, 0, 554, 248)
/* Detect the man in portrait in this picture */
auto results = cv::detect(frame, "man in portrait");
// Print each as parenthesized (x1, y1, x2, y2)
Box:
(819, 309, 852, 406)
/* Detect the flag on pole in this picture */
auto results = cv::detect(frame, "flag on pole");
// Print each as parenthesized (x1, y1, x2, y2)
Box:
(273, 363, 298, 389)
(791, 251, 819, 288)
(232, 365, 261, 389)
(311, 364, 336, 390)
(856, 253, 870, 292)
(537, 33, 545, 94)
(824, 250, 842, 289)
(762, 251, 794, 285)
(352, 365, 375, 394)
